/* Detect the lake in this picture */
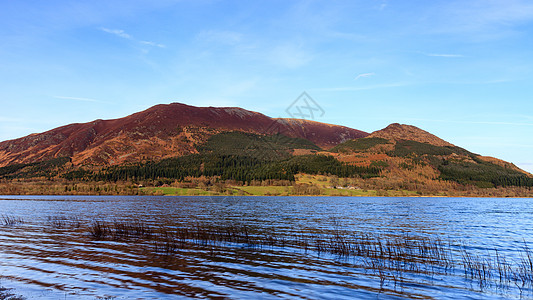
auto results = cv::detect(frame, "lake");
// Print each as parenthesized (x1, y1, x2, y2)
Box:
(1, 195, 532, 299)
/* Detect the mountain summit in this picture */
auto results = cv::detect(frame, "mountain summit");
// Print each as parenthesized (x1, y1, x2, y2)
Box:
(369, 123, 454, 147)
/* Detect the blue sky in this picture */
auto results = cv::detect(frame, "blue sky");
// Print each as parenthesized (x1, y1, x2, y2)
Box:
(1, 0, 532, 172)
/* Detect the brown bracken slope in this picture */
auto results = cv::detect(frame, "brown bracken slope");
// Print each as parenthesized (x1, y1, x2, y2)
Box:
(0, 103, 368, 166)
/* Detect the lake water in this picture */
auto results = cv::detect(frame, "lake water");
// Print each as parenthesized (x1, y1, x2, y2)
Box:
(0, 195, 532, 299)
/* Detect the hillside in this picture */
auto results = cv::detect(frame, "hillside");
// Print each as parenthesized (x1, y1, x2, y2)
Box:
(0, 103, 368, 167)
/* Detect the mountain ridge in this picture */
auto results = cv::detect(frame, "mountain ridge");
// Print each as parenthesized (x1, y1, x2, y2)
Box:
(0, 102, 368, 167)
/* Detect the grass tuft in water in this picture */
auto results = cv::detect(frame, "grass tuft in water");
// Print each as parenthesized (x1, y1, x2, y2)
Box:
(1, 215, 23, 226)
(88, 221, 111, 240)
(0, 285, 25, 300)
(46, 215, 81, 229)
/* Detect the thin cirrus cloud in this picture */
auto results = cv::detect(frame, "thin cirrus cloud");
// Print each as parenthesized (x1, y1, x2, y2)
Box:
(140, 40, 165, 48)
(442, 1, 533, 33)
(271, 45, 313, 68)
(0, 116, 23, 122)
(425, 53, 464, 58)
(354, 72, 375, 80)
(197, 30, 243, 45)
(313, 82, 409, 92)
(100, 28, 131, 39)
(402, 117, 533, 127)
(100, 27, 165, 48)
(53, 96, 105, 103)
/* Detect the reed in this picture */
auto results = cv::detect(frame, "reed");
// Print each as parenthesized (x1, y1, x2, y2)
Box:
(0, 285, 25, 300)
(1, 215, 23, 226)
(458, 241, 533, 289)
(46, 215, 81, 229)
(516, 241, 533, 288)
(88, 221, 111, 240)
(111, 220, 152, 240)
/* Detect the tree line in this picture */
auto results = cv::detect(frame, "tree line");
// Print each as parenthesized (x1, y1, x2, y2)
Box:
(80, 154, 383, 184)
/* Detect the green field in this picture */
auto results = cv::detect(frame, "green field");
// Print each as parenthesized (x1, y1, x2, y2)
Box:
(140, 184, 420, 197)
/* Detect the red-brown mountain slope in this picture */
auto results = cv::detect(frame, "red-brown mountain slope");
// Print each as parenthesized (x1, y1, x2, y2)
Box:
(0, 103, 368, 166)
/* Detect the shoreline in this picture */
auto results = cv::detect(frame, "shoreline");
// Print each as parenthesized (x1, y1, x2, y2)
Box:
(0, 193, 531, 199)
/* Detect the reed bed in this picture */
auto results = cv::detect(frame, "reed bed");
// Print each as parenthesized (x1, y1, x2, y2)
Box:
(83, 219, 533, 291)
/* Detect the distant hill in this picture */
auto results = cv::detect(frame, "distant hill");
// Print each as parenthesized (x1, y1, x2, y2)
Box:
(331, 124, 532, 189)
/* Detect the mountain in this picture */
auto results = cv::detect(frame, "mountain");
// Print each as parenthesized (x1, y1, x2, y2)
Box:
(0, 103, 368, 167)
(331, 123, 532, 189)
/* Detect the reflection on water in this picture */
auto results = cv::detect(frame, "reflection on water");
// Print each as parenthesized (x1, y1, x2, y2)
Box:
(0, 196, 532, 299)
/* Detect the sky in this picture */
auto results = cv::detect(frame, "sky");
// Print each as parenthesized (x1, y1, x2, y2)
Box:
(1, 0, 532, 172)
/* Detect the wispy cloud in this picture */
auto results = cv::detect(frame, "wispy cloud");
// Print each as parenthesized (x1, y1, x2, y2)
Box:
(313, 82, 409, 92)
(196, 30, 312, 68)
(101, 28, 131, 39)
(460, 1, 533, 28)
(354, 72, 375, 80)
(140, 40, 165, 48)
(403, 117, 533, 127)
(53, 96, 105, 103)
(269, 44, 313, 68)
(467, 142, 533, 149)
(0, 117, 23, 122)
(425, 53, 464, 58)
(377, 1, 388, 10)
(100, 27, 165, 48)
(426, 1, 533, 38)
(197, 30, 243, 45)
